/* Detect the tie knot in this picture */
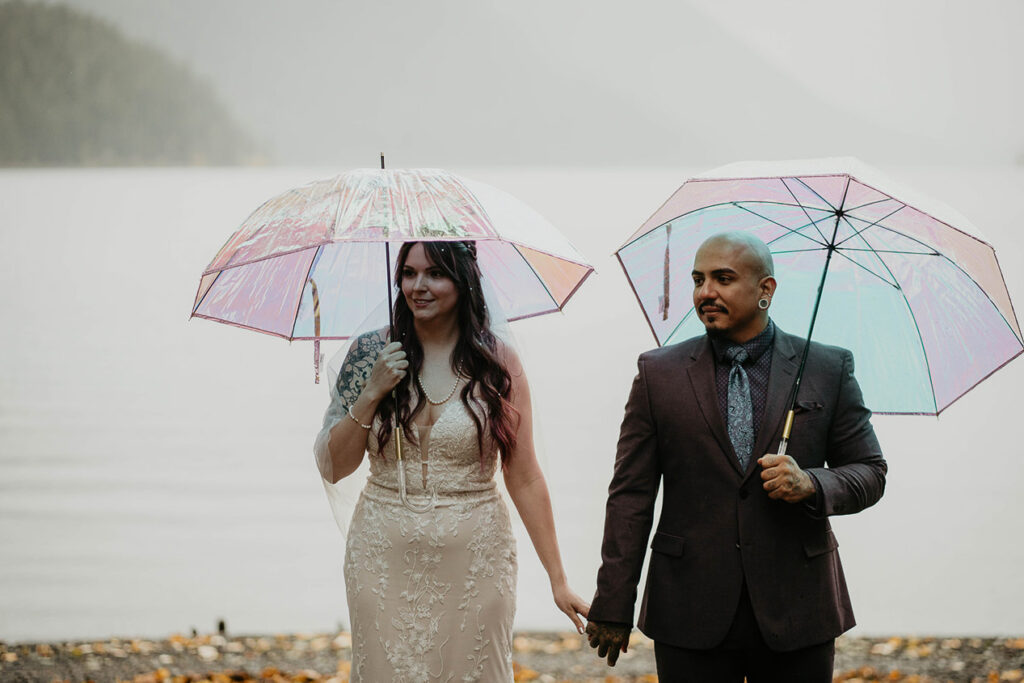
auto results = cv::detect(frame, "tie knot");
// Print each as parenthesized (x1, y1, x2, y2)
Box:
(725, 345, 749, 366)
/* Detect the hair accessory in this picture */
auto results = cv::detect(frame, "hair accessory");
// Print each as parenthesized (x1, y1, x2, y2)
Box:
(347, 405, 372, 429)
(758, 298, 770, 310)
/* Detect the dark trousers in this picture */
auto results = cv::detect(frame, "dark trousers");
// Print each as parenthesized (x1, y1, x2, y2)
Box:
(653, 583, 835, 683)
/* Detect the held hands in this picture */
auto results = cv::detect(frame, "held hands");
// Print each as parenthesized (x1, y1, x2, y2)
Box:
(759, 453, 815, 503)
(585, 620, 630, 666)
(552, 580, 590, 634)
(364, 342, 408, 401)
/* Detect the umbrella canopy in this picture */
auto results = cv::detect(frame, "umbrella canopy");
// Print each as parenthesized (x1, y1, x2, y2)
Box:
(616, 158, 1023, 415)
(192, 168, 593, 341)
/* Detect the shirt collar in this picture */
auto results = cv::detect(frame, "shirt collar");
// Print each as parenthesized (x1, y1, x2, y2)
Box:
(711, 319, 775, 365)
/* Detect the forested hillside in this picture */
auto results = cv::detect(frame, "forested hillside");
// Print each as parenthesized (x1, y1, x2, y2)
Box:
(0, 1, 263, 165)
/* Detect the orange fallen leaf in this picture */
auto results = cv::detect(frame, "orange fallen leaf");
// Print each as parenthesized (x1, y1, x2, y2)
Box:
(512, 664, 539, 681)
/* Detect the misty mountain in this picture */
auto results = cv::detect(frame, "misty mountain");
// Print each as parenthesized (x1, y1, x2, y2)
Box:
(0, 1, 262, 166)
(8, 0, 1022, 167)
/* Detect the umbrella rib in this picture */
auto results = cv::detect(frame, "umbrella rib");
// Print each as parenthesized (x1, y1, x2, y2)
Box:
(793, 176, 840, 213)
(782, 178, 830, 243)
(850, 215, 1024, 337)
(202, 243, 329, 276)
(731, 204, 829, 248)
(616, 250, 664, 345)
(191, 270, 222, 315)
(662, 306, 699, 347)
(512, 244, 560, 311)
(838, 247, 938, 256)
(843, 196, 897, 214)
(835, 206, 907, 248)
(289, 246, 323, 341)
(853, 216, 1023, 344)
(830, 249, 900, 289)
(424, 172, 467, 237)
(421, 173, 451, 235)
(932, 346, 1024, 415)
(852, 229, 940, 414)
(190, 314, 301, 341)
(769, 247, 829, 255)
(843, 216, 983, 265)
(619, 199, 833, 253)
(551, 264, 595, 313)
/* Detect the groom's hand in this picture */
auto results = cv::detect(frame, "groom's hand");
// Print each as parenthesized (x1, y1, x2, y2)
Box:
(759, 453, 815, 503)
(585, 620, 630, 666)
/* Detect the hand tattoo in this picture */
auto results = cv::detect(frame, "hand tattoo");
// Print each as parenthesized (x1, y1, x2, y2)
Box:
(585, 620, 630, 666)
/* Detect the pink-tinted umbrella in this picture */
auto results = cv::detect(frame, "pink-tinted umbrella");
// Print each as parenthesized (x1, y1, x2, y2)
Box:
(616, 158, 1022, 449)
(191, 166, 593, 379)
(192, 165, 593, 512)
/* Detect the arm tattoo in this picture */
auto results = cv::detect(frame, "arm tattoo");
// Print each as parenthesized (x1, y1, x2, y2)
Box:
(335, 331, 385, 408)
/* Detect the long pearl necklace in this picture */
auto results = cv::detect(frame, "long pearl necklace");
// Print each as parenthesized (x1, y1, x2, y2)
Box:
(416, 361, 464, 406)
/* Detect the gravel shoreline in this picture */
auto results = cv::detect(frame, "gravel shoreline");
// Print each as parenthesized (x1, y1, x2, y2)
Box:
(1, 631, 1021, 682)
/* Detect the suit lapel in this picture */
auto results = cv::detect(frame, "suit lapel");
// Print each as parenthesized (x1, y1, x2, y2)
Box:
(745, 327, 800, 482)
(685, 337, 744, 477)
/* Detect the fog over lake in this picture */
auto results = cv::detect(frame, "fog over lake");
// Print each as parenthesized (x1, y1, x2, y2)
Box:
(1, 166, 1022, 641)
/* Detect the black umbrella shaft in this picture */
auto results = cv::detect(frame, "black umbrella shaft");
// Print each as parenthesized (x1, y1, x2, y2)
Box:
(381, 153, 396, 339)
(784, 243, 835, 424)
(780, 211, 844, 445)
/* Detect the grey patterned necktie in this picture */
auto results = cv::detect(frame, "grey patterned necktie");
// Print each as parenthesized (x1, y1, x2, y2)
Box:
(725, 345, 754, 469)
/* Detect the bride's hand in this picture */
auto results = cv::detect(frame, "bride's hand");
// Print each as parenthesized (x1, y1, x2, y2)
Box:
(552, 580, 590, 634)
(364, 341, 408, 401)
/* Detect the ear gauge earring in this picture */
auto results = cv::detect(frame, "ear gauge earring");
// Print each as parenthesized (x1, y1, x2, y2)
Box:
(758, 298, 770, 310)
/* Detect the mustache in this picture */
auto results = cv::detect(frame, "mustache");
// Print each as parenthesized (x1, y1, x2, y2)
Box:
(697, 302, 727, 314)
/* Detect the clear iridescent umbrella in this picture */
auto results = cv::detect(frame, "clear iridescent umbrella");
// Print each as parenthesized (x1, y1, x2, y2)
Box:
(192, 166, 593, 372)
(191, 164, 593, 510)
(616, 158, 1022, 448)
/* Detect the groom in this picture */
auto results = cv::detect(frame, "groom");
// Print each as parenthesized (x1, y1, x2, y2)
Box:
(586, 232, 887, 681)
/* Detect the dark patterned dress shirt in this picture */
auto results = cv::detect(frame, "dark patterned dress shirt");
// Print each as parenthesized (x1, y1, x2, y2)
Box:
(711, 319, 775, 438)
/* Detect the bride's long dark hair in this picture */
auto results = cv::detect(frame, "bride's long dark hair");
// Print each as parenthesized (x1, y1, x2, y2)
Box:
(374, 240, 518, 466)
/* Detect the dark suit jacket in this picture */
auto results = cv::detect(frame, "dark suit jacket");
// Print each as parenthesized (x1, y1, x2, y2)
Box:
(588, 327, 887, 652)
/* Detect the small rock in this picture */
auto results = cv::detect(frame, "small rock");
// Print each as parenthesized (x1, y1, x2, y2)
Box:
(196, 644, 219, 661)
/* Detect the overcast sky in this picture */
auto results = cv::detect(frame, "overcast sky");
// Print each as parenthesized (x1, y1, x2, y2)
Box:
(53, 0, 1024, 167)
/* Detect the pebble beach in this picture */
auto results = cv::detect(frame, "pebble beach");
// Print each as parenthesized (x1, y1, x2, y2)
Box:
(2, 631, 1022, 683)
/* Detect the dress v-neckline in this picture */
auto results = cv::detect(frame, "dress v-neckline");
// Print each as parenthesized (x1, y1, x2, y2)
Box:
(416, 397, 459, 432)
(412, 399, 460, 489)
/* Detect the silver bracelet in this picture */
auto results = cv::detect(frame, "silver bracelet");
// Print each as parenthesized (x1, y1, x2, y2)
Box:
(347, 405, 372, 430)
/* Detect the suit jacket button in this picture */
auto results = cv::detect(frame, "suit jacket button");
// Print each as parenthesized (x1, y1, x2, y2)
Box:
(739, 489, 749, 499)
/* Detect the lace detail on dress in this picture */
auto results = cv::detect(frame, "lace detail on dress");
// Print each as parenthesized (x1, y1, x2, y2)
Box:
(365, 397, 498, 501)
(344, 399, 517, 682)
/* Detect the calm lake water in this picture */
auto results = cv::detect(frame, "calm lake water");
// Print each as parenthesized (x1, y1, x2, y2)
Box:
(1, 166, 1022, 641)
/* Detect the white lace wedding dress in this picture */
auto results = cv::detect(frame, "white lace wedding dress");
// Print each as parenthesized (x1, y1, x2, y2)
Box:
(316, 333, 518, 682)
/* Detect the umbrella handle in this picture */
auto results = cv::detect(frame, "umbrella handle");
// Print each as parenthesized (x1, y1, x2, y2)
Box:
(395, 429, 437, 513)
(775, 409, 795, 458)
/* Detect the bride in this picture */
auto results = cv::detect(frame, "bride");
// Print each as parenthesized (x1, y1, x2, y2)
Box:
(314, 240, 589, 681)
